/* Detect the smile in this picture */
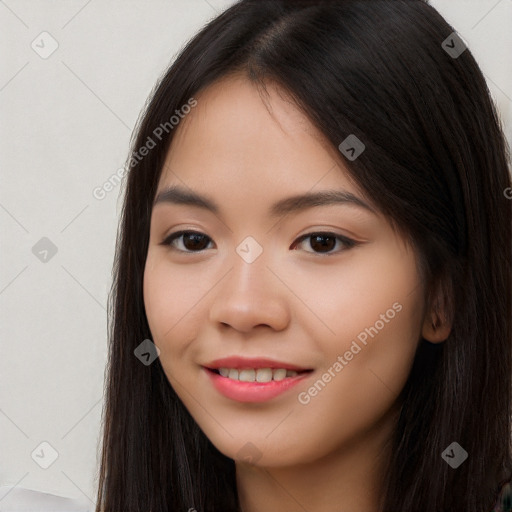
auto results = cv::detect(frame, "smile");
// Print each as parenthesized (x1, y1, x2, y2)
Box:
(214, 367, 301, 382)
(203, 366, 313, 403)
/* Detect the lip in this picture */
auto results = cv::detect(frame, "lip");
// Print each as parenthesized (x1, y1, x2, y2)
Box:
(203, 367, 312, 403)
(205, 356, 312, 371)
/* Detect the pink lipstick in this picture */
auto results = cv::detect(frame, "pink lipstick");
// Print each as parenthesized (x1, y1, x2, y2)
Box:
(203, 356, 313, 403)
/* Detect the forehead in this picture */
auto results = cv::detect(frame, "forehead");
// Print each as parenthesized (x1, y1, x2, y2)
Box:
(156, 75, 367, 216)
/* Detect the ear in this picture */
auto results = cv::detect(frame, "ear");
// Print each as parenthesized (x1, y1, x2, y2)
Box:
(421, 279, 453, 343)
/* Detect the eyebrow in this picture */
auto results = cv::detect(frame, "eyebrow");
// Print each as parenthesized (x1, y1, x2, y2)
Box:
(153, 184, 375, 217)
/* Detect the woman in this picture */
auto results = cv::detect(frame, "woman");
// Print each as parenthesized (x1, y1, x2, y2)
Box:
(95, 0, 512, 510)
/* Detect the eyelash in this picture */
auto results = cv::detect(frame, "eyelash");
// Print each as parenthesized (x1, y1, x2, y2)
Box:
(159, 230, 359, 256)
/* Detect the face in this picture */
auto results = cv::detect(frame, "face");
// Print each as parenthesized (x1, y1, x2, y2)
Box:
(143, 75, 426, 468)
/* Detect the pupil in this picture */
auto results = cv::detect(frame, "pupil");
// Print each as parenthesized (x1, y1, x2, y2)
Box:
(311, 235, 335, 252)
(180, 233, 337, 252)
(184, 233, 209, 251)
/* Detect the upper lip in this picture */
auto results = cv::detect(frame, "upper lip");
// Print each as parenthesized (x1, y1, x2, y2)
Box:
(205, 356, 312, 371)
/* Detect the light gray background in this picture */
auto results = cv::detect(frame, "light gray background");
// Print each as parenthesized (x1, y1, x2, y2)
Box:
(1, 0, 511, 508)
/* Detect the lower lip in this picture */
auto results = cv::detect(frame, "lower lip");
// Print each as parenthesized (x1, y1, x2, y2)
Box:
(204, 368, 312, 403)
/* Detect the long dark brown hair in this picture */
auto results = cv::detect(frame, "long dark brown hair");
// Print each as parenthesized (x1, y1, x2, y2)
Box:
(95, 1, 512, 510)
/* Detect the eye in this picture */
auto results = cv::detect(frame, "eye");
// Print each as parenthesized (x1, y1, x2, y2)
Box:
(291, 232, 358, 255)
(160, 230, 214, 252)
(160, 230, 358, 255)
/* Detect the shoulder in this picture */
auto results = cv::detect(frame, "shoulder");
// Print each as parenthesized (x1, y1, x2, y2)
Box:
(0, 486, 91, 511)
(492, 481, 512, 512)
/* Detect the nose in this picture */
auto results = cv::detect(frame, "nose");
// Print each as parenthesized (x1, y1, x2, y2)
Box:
(208, 250, 291, 333)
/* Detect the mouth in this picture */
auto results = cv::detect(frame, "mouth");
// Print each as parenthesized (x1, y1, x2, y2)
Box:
(205, 367, 313, 383)
(202, 357, 314, 402)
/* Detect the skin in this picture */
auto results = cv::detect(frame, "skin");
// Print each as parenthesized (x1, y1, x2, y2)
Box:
(143, 74, 450, 512)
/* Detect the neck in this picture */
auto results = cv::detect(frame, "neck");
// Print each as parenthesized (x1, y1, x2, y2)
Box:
(235, 408, 397, 512)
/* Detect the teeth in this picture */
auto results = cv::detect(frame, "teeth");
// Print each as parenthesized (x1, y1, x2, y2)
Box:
(256, 368, 272, 382)
(239, 369, 256, 382)
(217, 367, 300, 382)
(273, 368, 287, 381)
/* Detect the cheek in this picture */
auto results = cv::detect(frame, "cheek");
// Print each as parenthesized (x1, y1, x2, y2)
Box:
(286, 244, 423, 346)
(142, 253, 205, 361)
(291, 246, 423, 420)
(286, 304, 421, 465)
